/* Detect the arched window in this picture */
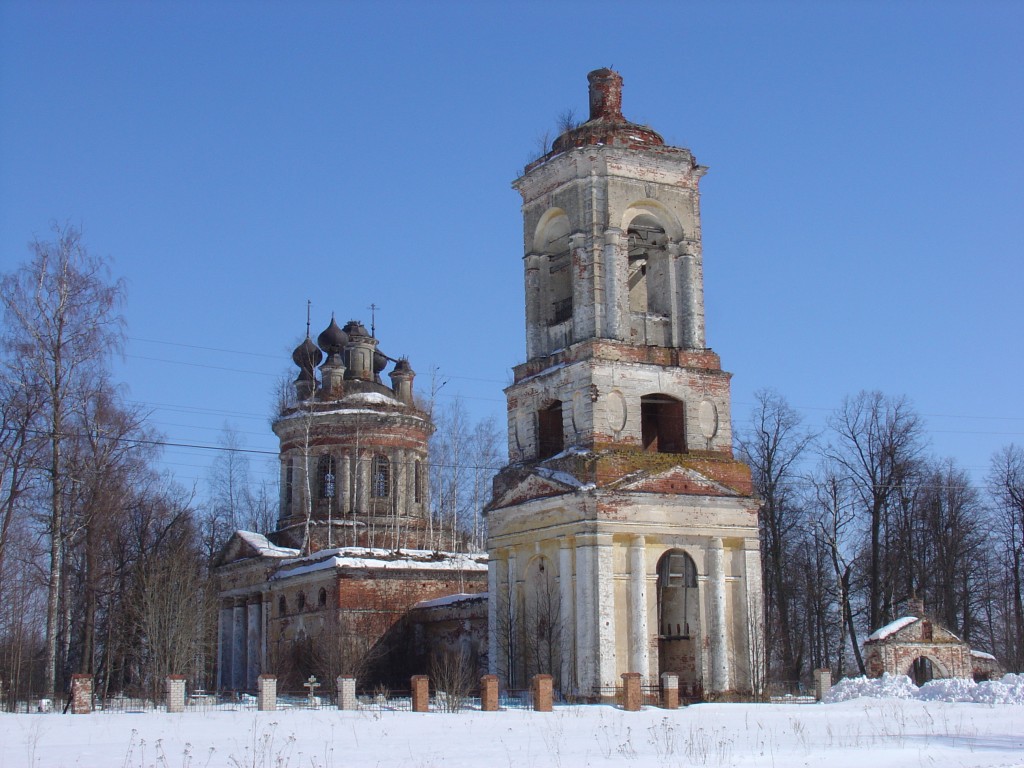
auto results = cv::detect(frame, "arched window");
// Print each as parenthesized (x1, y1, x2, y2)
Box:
(284, 458, 294, 506)
(537, 401, 564, 460)
(627, 216, 670, 315)
(278, 596, 287, 616)
(657, 550, 698, 639)
(641, 394, 686, 453)
(540, 214, 572, 325)
(297, 591, 306, 611)
(318, 454, 337, 499)
(318, 587, 327, 608)
(372, 454, 391, 498)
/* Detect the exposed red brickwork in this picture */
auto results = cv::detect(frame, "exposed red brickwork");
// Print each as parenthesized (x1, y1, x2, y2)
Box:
(621, 672, 642, 711)
(532, 674, 553, 712)
(660, 673, 679, 709)
(411, 675, 430, 712)
(70, 673, 93, 714)
(480, 675, 499, 712)
(512, 340, 723, 384)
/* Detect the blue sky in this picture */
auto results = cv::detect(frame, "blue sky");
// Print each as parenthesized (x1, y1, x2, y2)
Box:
(2, 0, 1021, 492)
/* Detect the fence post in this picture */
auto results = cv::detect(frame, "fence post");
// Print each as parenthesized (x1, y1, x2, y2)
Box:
(660, 672, 679, 709)
(813, 668, 832, 701)
(70, 674, 93, 714)
(480, 675, 499, 712)
(257, 674, 277, 711)
(336, 676, 357, 710)
(531, 674, 553, 712)
(411, 675, 430, 713)
(621, 672, 642, 711)
(165, 675, 186, 713)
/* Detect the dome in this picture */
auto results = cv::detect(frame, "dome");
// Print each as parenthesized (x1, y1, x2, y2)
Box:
(393, 358, 412, 373)
(373, 350, 388, 374)
(317, 317, 348, 354)
(541, 69, 665, 164)
(292, 336, 323, 371)
(343, 320, 371, 338)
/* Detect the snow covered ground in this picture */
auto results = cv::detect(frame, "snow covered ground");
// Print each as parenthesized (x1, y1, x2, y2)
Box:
(2, 676, 1022, 768)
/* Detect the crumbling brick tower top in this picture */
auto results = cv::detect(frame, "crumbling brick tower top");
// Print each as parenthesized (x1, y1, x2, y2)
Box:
(493, 67, 749, 495)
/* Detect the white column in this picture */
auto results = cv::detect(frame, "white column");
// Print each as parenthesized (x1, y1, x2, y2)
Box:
(558, 539, 575, 693)
(246, 595, 261, 688)
(569, 232, 589, 340)
(507, 550, 519, 688)
(665, 242, 681, 347)
(231, 598, 246, 690)
(628, 536, 650, 680)
(261, 594, 271, 672)
(218, 600, 232, 690)
(708, 538, 730, 692)
(574, 540, 596, 694)
(524, 253, 543, 359)
(487, 555, 499, 675)
(603, 228, 626, 340)
(744, 545, 765, 695)
(595, 534, 617, 690)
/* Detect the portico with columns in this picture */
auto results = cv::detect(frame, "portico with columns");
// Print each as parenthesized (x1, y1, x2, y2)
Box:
(486, 68, 763, 699)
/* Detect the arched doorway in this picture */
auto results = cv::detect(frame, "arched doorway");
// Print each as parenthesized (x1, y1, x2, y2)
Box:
(910, 656, 939, 686)
(656, 549, 700, 691)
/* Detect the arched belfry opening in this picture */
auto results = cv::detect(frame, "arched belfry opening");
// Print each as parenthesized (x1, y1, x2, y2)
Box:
(541, 213, 572, 326)
(627, 215, 670, 316)
(641, 394, 686, 453)
(657, 550, 700, 687)
(537, 401, 564, 459)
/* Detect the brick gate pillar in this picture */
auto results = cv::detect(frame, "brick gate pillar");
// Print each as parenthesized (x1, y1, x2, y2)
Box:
(336, 676, 357, 710)
(480, 675, 499, 712)
(257, 675, 277, 711)
(166, 675, 186, 713)
(660, 672, 679, 709)
(621, 672, 642, 711)
(70, 674, 93, 714)
(532, 674, 553, 712)
(410, 675, 429, 713)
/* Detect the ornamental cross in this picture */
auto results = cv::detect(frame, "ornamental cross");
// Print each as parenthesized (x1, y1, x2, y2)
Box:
(304, 675, 320, 704)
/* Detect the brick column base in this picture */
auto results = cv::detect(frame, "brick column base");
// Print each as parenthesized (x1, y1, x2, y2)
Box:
(532, 674, 553, 712)
(411, 675, 430, 713)
(480, 675, 499, 712)
(621, 672, 642, 711)
(337, 676, 357, 710)
(814, 668, 832, 701)
(166, 676, 186, 713)
(70, 674, 93, 714)
(257, 675, 277, 711)
(660, 673, 679, 709)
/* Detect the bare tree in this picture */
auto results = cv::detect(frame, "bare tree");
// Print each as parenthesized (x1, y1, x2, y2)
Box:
(825, 391, 925, 632)
(737, 389, 814, 683)
(0, 224, 124, 696)
(988, 444, 1024, 670)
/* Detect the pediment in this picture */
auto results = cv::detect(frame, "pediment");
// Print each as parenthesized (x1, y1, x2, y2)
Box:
(490, 470, 579, 509)
(613, 464, 736, 496)
(215, 530, 299, 568)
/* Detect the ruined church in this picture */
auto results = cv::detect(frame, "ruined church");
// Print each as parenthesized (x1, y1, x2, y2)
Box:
(216, 68, 764, 699)
(486, 69, 763, 698)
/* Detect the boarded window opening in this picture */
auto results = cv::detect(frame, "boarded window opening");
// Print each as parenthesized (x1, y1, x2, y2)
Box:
(641, 394, 686, 453)
(372, 454, 391, 498)
(537, 402, 564, 460)
(318, 454, 336, 499)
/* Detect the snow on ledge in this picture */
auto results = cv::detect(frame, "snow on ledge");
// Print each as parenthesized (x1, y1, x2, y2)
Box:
(866, 616, 918, 642)
(272, 547, 488, 580)
(414, 592, 488, 610)
(236, 531, 299, 558)
(971, 649, 997, 661)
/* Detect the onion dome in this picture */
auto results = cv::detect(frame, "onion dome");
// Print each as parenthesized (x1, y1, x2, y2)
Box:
(317, 317, 348, 354)
(542, 69, 664, 163)
(292, 336, 323, 372)
(373, 350, 388, 374)
(342, 320, 371, 338)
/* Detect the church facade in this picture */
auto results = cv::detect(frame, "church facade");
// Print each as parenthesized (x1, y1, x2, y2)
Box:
(486, 69, 764, 698)
(215, 319, 487, 691)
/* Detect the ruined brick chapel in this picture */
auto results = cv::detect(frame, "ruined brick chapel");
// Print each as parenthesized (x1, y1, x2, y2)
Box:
(216, 69, 764, 699)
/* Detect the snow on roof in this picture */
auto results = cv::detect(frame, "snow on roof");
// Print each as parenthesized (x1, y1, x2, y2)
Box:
(343, 391, 401, 406)
(536, 466, 585, 488)
(866, 616, 918, 642)
(414, 592, 488, 610)
(235, 531, 299, 558)
(971, 650, 997, 661)
(272, 547, 488, 580)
